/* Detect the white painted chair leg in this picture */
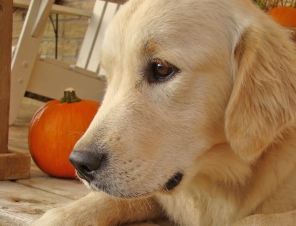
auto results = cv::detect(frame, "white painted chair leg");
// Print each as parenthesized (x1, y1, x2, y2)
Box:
(10, 0, 54, 125)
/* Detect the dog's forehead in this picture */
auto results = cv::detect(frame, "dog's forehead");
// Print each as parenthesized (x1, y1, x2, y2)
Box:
(109, 1, 213, 42)
(101, 0, 252, 73)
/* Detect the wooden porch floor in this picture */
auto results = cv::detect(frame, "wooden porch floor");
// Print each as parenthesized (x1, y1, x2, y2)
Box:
(0, 98, 89, 226)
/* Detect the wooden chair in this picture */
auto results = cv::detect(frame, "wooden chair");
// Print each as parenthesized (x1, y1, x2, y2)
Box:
(10, 0, 125, 125)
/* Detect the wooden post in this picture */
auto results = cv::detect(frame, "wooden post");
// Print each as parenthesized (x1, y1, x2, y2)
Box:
(0, 0, 11, 153)
(0, 0, 30, 180)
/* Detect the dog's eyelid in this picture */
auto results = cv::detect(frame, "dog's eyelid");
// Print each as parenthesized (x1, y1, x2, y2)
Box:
(146, 58, 180, 84)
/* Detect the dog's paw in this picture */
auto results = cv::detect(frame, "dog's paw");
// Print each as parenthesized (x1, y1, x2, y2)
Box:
(31, 206, 100, 226)
(31, 207, 68, 226)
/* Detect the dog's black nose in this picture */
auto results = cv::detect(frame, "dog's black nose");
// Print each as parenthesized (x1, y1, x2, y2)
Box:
(69, 150, 106, 182)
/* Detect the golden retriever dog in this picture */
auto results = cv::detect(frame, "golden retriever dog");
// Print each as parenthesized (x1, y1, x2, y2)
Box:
(32, 0, 296, 225)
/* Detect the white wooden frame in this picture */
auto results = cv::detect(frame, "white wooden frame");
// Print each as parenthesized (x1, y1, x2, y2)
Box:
(11, 0, 54, 125)
(10, 0, 124, 125)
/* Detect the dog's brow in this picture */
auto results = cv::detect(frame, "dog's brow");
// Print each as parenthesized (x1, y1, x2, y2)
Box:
(143, 39, 159, 54)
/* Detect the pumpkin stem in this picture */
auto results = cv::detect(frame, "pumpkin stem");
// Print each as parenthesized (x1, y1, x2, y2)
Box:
(60, 88, 82, 103)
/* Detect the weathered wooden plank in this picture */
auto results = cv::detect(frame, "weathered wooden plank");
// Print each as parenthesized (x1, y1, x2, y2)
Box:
(0, 152, 31, 180)
(17, 177, 89, 200)
(7, 145, 89, 199)
(0, 211, 31, 226)
(0, 181, 74, 225)
(0, 0, 12, 153)
(29, 163, 48, 178)
(8, 126, 31, 150)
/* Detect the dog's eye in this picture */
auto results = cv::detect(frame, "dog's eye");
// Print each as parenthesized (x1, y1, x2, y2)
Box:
(148, 59, 179, 83)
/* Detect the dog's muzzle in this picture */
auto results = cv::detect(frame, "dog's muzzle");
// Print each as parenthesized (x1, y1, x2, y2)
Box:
(69, 150, 107, 182)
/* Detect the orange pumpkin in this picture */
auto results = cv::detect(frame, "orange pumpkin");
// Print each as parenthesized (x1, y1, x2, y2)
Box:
(269, 6, 296, 27)
(29, 88, 100, 178)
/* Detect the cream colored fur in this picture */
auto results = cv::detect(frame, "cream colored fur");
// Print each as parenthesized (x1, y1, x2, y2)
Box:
(32, 0, 296, 225)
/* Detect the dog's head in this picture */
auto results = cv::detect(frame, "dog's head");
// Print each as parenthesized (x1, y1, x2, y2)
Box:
(69, 0, 296, 198)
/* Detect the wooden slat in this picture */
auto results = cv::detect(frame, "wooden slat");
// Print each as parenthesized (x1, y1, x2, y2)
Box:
(41, 56, 100, 79)
(76, 1, 106, 69)
(27, 59, 106, 102)
(13, 0, 92, 18)
(76, 2, 122, 73)
(31, 0, 54, 37)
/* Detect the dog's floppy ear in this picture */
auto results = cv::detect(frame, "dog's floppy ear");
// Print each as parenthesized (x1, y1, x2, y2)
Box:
(225, 23, 296, 163)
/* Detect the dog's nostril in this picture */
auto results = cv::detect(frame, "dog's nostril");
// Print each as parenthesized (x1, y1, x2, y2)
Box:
(69, 150, 106, 182)
(80, 164, 92, 173)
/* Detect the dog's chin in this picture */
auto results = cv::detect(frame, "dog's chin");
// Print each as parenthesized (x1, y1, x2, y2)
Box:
(77, 172, 184, 199)
(81, 181, 153, 199)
